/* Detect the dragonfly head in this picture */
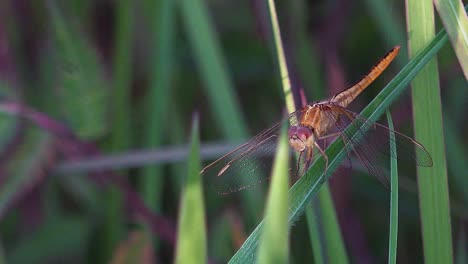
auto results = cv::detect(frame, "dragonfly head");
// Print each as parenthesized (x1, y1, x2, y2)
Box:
(288, 126, 314, 152)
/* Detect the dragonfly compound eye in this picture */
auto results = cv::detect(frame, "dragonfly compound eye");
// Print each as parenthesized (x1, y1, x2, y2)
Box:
(288, 126, 312, 152)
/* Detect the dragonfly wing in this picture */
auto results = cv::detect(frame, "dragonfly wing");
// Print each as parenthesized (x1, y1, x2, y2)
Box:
(201, 108, 304, 194)
(320, 105, 433, 185)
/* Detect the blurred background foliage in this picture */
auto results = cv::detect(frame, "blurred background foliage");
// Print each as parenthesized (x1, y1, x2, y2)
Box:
(0, 0, 465, 263)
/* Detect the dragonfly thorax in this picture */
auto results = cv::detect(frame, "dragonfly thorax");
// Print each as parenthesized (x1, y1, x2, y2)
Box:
(288, 126, 315, 152)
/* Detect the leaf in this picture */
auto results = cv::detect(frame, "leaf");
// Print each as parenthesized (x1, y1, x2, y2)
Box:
(256, 125, 289, 264)
(434, 0, 468, 79)
(175, 115, 207, 264)
(0, 127, 54, 218)
(47, 1, 109, 139)
(386, 110, 398, 264)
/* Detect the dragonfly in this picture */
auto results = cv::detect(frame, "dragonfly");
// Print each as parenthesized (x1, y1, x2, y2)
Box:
(201, 46, 433, 194)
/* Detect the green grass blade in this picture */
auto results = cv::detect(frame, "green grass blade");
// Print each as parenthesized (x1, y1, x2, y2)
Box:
(305, 203, 325, 264)
(406, 1, 454, 263)
(229, 21, 450, 263)
(289, 1, 350, 260)
(269, 0, 348, 263)
(104, 0, 134, 261)
(175, 115, 207, 264)
(267, 0, 294, 111)
(111, 0, 133, 150)
(140, 0, 175, 217)
(177, 0, 247, 139)
(178, 0, 262, 225)
(316, 185, 348, 263)
(434, 0, 468, 79)
(256, 125, 289, 264)
(386, 111, 398, 264)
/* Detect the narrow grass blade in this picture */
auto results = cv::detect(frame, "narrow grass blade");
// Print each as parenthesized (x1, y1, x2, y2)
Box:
(317, 185, 348, 263)
(141, 0, 175, 218)
(386, 110, 398, 264)
(406, 1, 454, 263)
(175, 115, 207, 264)
(269, 1, 348, 263)
(266, 0, 294, 111)
(229, 20, 450, 263)
(178, 0, 262, 225)
(110, 0, 133, 150)
(177, 0, 248, 138)
(434, 0, 468, 79)
(105, 0, 134, 260)
(256, 125, 289, 264)
(305, 204, 325, 264)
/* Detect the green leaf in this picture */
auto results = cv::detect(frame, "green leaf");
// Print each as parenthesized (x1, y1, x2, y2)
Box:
(229, 19, 450, 263)
(0, 127, 52, 217)
(256, 125, 289, 264)
(434, 0, 468, 79)
(386, 110, 398, 264)
(406, 1, 454, 263)
(47, 1, 109, 139)
(175, 115, 207, 264)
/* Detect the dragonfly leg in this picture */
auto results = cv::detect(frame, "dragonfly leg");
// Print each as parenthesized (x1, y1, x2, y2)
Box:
(314, 142, 329, 176)
(318, 132, 341, 140)
(294, 151, 304, 181)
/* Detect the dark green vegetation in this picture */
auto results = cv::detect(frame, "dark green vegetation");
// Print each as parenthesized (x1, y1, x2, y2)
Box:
(0, 0, 466, 263)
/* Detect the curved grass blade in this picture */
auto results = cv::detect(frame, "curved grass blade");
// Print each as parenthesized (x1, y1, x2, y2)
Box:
(229, 20, 450, 263)
(256, 125, 289, 264)
(434, 0, 468, 79)
(268, 0, 348, 263)
(175, 115, 207, 264)
(386, 110, 398, 264)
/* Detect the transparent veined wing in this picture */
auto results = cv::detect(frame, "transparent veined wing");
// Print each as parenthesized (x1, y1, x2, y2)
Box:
(320, 104, 433, 186)
(201, 108, 305, 194)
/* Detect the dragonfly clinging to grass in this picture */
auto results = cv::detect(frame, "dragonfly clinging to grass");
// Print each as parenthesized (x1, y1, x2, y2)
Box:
(201, 46, 433, 194)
